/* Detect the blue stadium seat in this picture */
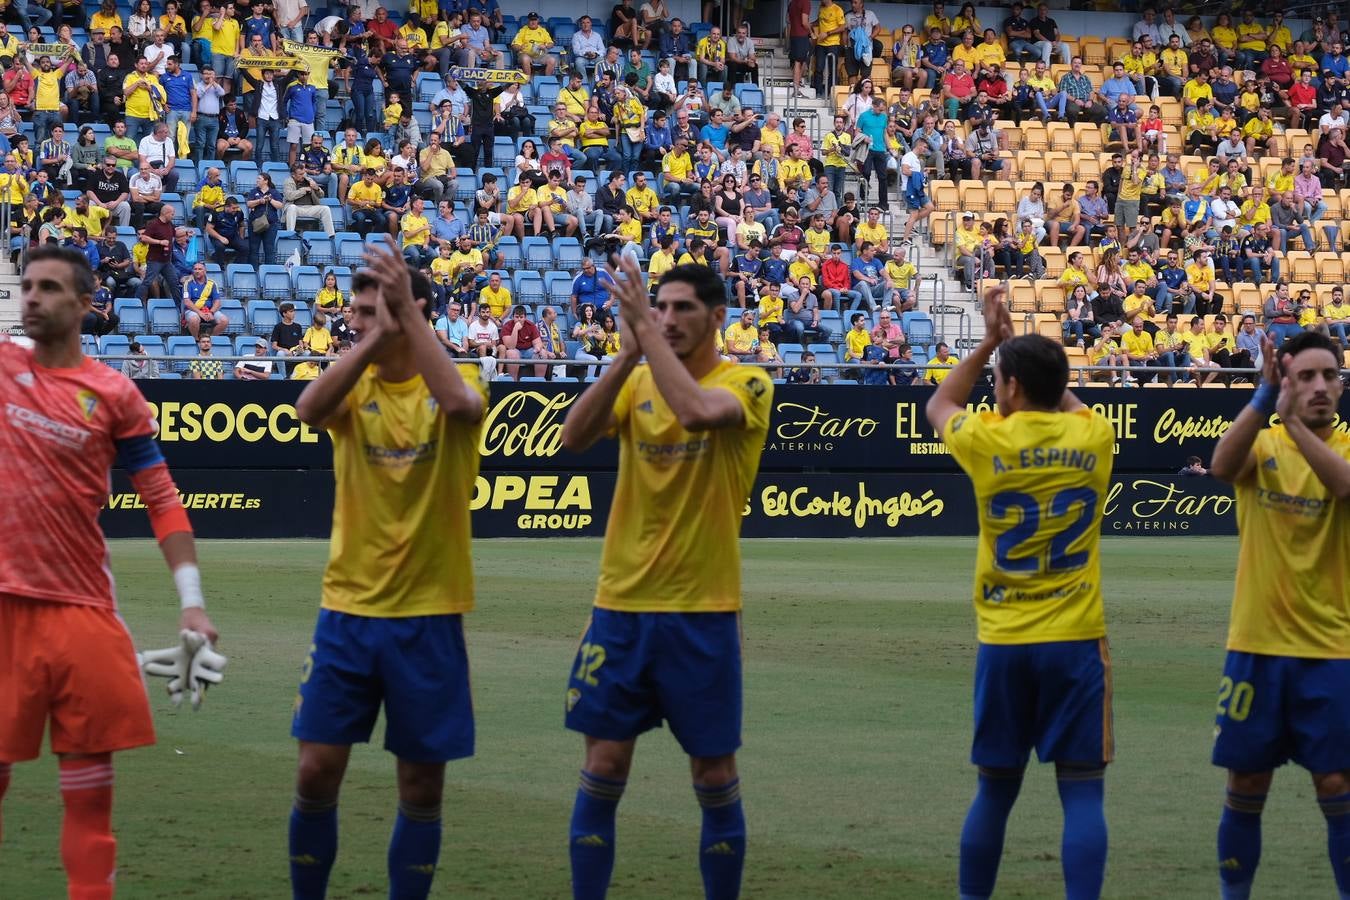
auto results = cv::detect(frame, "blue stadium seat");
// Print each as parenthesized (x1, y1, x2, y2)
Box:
(330, 267, 353, 294)
(228, 161, 259, 193)
(321, 198, 347, 230)
(902, 312, 934, 347)
(98, 333, 129, 358)
(80, 334, 97, 355)
(211, 335, 232, 356)
(225, 263, 258, 299)
(454, 171, 476, 202)
(293, 266, 322, 297)
(247, 300, 279, 335)
(113, 297, 145, 333)
(417, 74, 443, 103)
(336, 234, 365, 267)
(554, 237, 582, 272)
(233, 335, 257, 355)
(147, 298, 181, 336)
(734, 84, 764, 112)
(259, 265, 292, 300)
(166, 335, 198, 372)
(291, 302, 313, 328)
(522, 236, 553, 271)
(513, 271, 545, 305)
(274, 232, 304, 265)
(218, 298, 246, 334)
(533, 76, 560, 108)
(133, 335, 164, 357)
(494, 235, 521, 270)
(301, 232, 335, 265)
(173, 160, 198, 191)
(491, 137, 515, 167)
(545, 271, 573, 308)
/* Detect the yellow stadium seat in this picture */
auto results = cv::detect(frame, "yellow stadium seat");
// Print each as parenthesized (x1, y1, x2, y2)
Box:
(1287, 250, 1316, 282)
(1037, 282, 1066, 313)
(989, 183, 1017, 213)
(1042, 122, 1074, 152)
(1016, 153, 1047, 182)
(1072, 153, 1102, 181)
(1046, 151, 1074, 182)
(1009, 282, 1038, 313)
(997, 120, 1021, 150)
(1020, 123, 1048, 152)
(913, 88, 932, 107)
(932, 179, 959, 212)
(1035, 313, 1062, 341)
(833, 86, 850, 112)
(1157, 98, 1182, 127)
(1314, 248, 1341, 279)
(930, 215, 952, 247)
(1079, 38, 1106, 66)
(1039, 249, 1066, 278)
(1232, 285, 1262, 317)
(959, 182, 989, 212)
(871, 60, 891, 87)
(1105, 37, 1130, 60)
(1073, 124, 1104, 153)
(1323, 192, 1343, 220)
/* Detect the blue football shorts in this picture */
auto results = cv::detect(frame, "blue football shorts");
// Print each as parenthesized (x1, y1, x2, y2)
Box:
(971, 638, 1114, 769)
(291, 608, 474, 763)
(564, 608, 742, 758)
(1212, 650, 1350, 774)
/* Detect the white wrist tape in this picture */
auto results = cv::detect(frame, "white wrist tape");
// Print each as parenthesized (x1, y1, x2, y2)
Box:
(174, 564, 205, 610)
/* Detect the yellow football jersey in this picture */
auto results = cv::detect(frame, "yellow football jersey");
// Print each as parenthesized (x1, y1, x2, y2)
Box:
(321, 364, 488, 618)
(943, 408, 1115, 645)
(595, 362, 773, 613)
(1228, 426, 1350, 658)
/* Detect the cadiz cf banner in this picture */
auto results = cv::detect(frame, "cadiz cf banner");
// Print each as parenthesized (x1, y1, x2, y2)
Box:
(129, 381, 1350, 474)
(99, 472, 1239, 539)
(448, 66, 527, 83)
(236, 54, 304, 70)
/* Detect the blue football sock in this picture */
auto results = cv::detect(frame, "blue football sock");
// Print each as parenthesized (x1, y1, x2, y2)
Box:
(695, 778, 746, 900)
(1057, 767, 1108, 900)
(388, 801, 442, 900)
(570, 770, 625, 900)
(289, 794, 338, 900)
(1319, 792, 1350, 899)
(957, 767, 1024, 900)
(1218, 790, 1266, 900)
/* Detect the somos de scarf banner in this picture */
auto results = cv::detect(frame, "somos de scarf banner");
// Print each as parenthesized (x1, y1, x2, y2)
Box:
(100, 471, 1239, 539)
(129, 381, 1350, 474)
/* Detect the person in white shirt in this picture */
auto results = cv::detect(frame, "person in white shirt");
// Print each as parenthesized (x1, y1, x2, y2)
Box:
(251, 68, 283, 167)
(274, 0, 308, 44)
(192, 68, 227, 162)
(1132, 9, 1161, 47)
(1319, 102, 1349, 135)
(136, 121, 178, 191)
(142, 29, 175, 75)
(235, 338, 275, 380)
(1157, 8, 1189, 47)
(432, 74, 470, 120)
(1209, 185, 1240, 233)
(570, 15, 605, 79)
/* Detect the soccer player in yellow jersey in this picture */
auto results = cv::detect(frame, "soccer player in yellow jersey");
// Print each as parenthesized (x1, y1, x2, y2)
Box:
(289, 237, 488, 900)
(561, 259, 772, 900)
(1208, 330, 1350, 900)
(927, 287, 1115, 900)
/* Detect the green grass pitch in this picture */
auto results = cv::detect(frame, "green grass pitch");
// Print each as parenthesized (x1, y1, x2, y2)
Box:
(0, 537, 1333, 899)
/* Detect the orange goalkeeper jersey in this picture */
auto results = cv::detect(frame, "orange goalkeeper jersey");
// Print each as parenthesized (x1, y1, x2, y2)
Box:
(0, 335, 160, 608)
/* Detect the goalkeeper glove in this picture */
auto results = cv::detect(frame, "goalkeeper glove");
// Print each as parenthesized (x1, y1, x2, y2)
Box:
(170, 630, 228, 711)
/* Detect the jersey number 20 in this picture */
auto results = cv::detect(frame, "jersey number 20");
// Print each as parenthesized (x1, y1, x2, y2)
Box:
(989, 488, 1097, 574)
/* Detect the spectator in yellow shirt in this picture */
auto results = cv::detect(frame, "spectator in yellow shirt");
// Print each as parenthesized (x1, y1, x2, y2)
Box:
(925, 341, 957, 383)
(400, 197, 434, 267)
(511, 13, 556, 76)
(724, 307, 760, 360)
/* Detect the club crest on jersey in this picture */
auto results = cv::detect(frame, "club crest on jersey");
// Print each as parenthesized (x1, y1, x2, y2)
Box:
(427, 396, 439, 413)
(638, 400, 654, 413)
(1262, 457, 1278, 471)
(361, 400, 381, 415)
(14, 371, 33, 387)
(76, 389, 98, 421)
(566, 687, 581, 712)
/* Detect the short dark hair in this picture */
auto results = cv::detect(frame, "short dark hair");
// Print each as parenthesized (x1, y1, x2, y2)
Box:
(1278, 330, 1341, 362)
(25, 244, 95, 298)
(996, 334, 1069, 409)
(656, 263, 728, 309)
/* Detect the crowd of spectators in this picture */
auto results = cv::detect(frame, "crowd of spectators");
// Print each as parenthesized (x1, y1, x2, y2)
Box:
(7, 0, 1344, 385)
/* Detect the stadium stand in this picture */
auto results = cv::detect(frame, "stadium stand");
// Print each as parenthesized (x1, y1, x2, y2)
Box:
(1, 0, 1340, 385)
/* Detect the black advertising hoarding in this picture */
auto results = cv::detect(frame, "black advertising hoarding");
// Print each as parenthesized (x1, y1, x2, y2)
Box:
(99, 472, 1239, 539)
(129, 380, 1350, 474)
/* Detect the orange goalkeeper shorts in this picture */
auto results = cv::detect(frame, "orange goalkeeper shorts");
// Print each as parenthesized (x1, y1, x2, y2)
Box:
(0, 594, 155, 762)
